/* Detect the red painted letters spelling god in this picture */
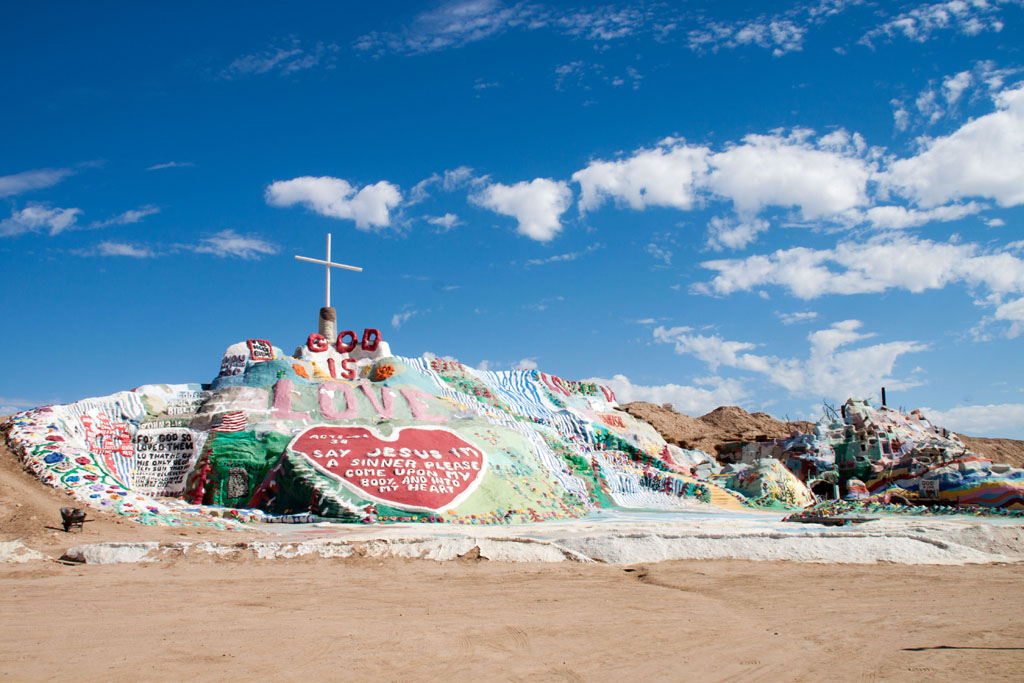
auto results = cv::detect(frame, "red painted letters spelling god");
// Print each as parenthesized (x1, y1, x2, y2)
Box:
(307, 329, 383, 380)
(290, 425, 486, 511)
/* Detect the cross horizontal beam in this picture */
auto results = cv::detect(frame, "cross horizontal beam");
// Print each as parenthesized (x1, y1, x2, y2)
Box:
(294, 255, 363, 272)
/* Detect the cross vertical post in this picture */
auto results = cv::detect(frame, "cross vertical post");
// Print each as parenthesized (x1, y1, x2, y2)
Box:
(295, 233, 363, 342)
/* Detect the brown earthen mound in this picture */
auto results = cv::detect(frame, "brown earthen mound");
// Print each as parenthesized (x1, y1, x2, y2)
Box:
(621, 402, 813, 455)
(959, 436, 1024, 469)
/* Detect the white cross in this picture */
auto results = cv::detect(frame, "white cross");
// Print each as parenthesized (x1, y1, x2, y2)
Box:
(294, 233, 362, 308)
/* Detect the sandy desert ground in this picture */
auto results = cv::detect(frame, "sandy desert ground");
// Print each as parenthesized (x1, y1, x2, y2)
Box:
(1, 557, 1022, 682)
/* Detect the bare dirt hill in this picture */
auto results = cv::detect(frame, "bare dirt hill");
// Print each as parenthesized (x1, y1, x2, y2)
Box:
(620, 402, 814, 455)
(959, 435, 1024, 469)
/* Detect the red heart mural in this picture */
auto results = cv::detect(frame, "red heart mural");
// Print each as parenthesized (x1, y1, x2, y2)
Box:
(289, 425, 487, 512)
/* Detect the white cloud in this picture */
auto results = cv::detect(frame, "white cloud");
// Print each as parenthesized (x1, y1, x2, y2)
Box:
(471, 178, 572, 241)
(223, 40, 338, 78)
(0, 396, 49, 415)
(698, 233, 1024, 337)
(573, 140, 711, 213)
(409, 166, 477, 204)
(916, 87, 944, 125)
(777, 311, 818, 325)
(561, 86, 1024, 241)
(587, 374, 751, 415)
(699, 234, 1024, 300)
(987, 217, 1006, 227)
(354, 2, 652, 56)
(881, 86, 1024, 208)
(654, 320, 928, 400)
(574, 129, 872, 225)
(96, 241, 155, 258)
(892, 99, 911, 132)
(0, 167, 73, 197)
(514, 358, 538, 371)
(0, 204, 81, 237)
(525, 242, 602, 267)
(993, 296, 1024, 338)
(688, 19, 806, 56)
(861, 1, 1008, 45)
(554, 61, 588, 91)
(645, 242, 672, 265)
(555, 6, 647, 40)
(146, 161, 194, 171)
(706, 130, 871, 219)
(92, 205, 161, 228)
(426, 213, 461, 230)
(706, 216, 770, 251)
(864, 202, 982, 229)
(922, 403, 1024, 439)
(355, 0, 538, 54)
(522, 295, 564, 312)
(392, 308, 419, 328)
(192, 230, 278, 259)
(266, 176, 403, 230)
(943, 70, 973, 106)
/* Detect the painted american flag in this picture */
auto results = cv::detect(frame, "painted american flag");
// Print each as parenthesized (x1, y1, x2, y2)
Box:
(214, 411, 247, 433)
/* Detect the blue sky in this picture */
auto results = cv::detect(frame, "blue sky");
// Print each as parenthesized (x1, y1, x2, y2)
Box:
(2, 0, 1024, 437)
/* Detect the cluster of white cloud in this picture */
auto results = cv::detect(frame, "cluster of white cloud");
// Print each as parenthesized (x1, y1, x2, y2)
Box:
(698, 233, 1024, 299)
(570, 84, 1023, 245)
(0, 165, 165, 239)
(893, 60, 1021, 131)
(653, 320, 928, 402)
(696, 233, 1024, 338)
(351, 1, 875, 59)
(688, 19, 806, 56)
(261, 84, 1023, 260)
(0, 203, 163, 237)
(860, 0, 1010, 46)
(353, 1, 652, 56)
(85, 230, 279, 260)
(265, 176, 403, 230)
